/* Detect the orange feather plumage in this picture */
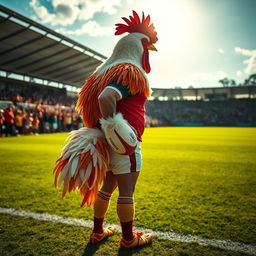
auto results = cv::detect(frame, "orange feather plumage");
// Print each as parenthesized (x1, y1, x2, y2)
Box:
(76, 63, 149, 128)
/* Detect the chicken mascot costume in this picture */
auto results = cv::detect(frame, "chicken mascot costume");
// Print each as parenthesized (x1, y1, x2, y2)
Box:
(53, 11, 158, 249)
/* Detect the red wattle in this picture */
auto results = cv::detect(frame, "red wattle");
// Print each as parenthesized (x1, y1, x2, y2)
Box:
(142, 44, 150, 73)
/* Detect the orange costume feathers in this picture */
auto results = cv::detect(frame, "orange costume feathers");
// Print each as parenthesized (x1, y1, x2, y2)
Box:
(53, 63, 149, 207)
(76, 63, 150, 128)
(53, 128, 109, 206)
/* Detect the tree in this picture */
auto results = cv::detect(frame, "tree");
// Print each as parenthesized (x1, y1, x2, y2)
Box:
(219, 78, 230, 87)
(247, 73, 256, 85)
(240, 73, 256, 86)
(230, 79, 236, 87)
(243, 78, 249, 86)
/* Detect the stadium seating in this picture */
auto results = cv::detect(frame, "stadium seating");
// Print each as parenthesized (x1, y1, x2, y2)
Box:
(1, 85, 255, 137)
(146, 99, 256, 127)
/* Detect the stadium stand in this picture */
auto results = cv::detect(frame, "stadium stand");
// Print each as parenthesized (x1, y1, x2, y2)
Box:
(146, 98, 256, 127)
(0, 5, 255, 137)
(0, 5, 106, 88)
(147, 85, 256, 127)
(0, 5, 104, 136)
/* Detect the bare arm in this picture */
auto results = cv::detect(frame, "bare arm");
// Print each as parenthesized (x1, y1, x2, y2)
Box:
(98, 88, 121, 118)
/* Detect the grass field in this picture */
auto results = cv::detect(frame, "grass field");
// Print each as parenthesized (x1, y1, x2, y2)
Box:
(0, 127, 255, 256)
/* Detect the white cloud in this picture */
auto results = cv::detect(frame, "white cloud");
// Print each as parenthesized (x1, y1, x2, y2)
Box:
(236, 70, 243, 78)
(78, 0, 122, 21)
(235, 47, 255, 57)
(29, 0, 124, 26)
(218, 48, 224, 54)
(30, 14, 38, 22)
(29, 0, 80, 26)
(56, 20, 112, 36)
(235, 47, 256, 74)
(215, 71, 227, 79)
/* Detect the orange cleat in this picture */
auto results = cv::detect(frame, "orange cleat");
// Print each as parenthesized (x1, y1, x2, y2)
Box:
(89, 226, 115, 244)
(120, 232, 152, 249)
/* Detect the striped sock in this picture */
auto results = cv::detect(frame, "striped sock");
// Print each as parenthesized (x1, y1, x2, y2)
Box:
(93, 190, 111, 234)
(117, 196, 134, 241)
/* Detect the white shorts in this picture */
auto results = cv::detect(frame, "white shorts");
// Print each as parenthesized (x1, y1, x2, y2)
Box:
(108, 142, 142, 175)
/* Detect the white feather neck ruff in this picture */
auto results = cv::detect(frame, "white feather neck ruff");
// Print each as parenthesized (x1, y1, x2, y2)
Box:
(96, 33, 149, 77)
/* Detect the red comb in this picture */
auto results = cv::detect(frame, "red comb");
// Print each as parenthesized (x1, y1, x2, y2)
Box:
(115, 11, 158, 44)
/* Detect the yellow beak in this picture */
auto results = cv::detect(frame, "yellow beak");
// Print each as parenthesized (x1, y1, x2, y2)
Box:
(147, 44, 157, 51)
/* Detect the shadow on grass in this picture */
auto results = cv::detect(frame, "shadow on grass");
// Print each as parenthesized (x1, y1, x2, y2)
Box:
(82, 240, 109, 256)
(117, 243, 152, 256)
(82, 240, 152, 256)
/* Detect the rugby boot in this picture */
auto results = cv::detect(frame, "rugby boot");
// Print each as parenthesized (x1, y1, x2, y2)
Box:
(89, 226, 115, 244)
(120, 232, 152, 249)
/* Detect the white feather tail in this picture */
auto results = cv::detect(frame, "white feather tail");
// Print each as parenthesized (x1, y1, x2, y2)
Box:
(53, 127, 110, 206)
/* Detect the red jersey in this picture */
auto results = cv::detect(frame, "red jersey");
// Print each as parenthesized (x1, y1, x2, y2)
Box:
(4, 109, 14, 124)
(117, 93, 147, 141)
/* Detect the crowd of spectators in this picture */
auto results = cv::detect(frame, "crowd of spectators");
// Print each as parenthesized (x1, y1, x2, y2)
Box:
(0, 82, 75, 107)
(0, 103, 82, 137)
(0, 84, 82, 137)
(1, 85, 256, 137)
(146, 99, 256, 126)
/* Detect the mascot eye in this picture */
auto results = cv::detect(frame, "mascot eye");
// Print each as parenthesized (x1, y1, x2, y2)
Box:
(141, 38, 149, 45)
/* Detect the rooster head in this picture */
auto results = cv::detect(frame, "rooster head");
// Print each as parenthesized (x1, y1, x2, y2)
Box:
(115, 11, 158, 73)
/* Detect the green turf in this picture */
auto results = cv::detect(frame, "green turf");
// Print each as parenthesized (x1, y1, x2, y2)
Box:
(0, 127, 256, 255)
(0, 214, 247, 256)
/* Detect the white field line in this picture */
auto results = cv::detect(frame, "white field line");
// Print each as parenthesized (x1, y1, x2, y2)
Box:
(0, 207, 256, 255)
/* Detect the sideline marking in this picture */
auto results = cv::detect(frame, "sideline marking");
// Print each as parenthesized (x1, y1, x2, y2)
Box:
(0, 207, 255, 255)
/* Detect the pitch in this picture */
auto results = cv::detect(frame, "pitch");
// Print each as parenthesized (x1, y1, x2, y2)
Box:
(0, 127, 255, 255)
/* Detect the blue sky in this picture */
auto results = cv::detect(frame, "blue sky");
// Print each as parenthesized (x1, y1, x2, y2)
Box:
(0, 0, 255, 88)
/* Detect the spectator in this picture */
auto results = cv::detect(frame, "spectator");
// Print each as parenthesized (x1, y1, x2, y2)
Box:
(38, 110, 44, 134)
(0, 109, 5, 137)
(12, 93, 23, 106)
(43, 110, 51, 133)
(14, 109, 24, 135)
(72, 112, 82, 130)
(4, 105, 14, 137)
(49, 111, 58, 132)
(63, 112, 72, 131)
(24, 113, 34, 135)
(56, 110, 63, 132)
(32, 114, 40, 134)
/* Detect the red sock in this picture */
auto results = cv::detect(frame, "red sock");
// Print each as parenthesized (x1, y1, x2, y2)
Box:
(120, 220, 134, 241)
(117, 196, 134, 241)
(93, 190, 111, 234)
(93, 217, 104, 234)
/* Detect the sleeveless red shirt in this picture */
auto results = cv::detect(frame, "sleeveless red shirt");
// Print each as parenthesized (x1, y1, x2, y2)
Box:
(116, 93, 147, 142)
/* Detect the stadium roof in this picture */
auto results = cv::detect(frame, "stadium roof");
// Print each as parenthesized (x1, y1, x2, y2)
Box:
(151, 86, 256, 100)
(0, 5, 107, 88)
